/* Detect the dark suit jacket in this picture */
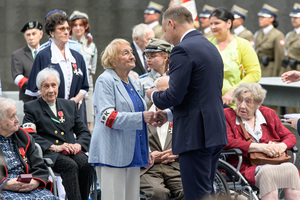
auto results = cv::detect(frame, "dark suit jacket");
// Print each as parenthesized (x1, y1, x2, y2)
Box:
(140, 124, 179, 175)
(131, 41, 146, 75)
(23, 98, 91, 163)
(153, 30, 228, 155)
(11, 45, 34, 102)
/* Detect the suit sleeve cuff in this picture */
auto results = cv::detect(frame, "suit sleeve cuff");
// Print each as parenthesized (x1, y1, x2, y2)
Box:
(297, 118, 300, 136)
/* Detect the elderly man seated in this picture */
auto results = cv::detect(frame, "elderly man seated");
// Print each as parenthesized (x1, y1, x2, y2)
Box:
(224, 82, 300, 199)
(140, 76, 184, 200)
(22, 67, 94, 200)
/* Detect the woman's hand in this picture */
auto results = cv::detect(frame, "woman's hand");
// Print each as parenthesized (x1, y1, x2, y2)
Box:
(281, 70, 300, 83)
(18, 179, 40, 192)
(3, 178, 40, 192)
(222, 88, 234, 106)
(257, 142, 287, 157)
(143, 111, 154, 123)
(56, 143, 82, 155)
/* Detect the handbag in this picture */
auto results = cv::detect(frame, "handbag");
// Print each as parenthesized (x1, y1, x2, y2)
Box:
(237, 116, 291, 166)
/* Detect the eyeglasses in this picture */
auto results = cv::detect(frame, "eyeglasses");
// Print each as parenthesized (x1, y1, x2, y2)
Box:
(56, 26, 71, 32)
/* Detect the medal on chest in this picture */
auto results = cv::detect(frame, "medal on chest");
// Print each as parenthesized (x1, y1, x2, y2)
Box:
(58, 111, 65, 123)
(19, 148, 28, 163)
(73, 63, 79, 75)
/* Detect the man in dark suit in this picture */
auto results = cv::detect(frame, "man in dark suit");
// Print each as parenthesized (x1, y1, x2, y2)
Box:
(147, 6, 228, 200)
(11, 21, 43, 102)
(22, 67, 93, 200)
(131, 23, 155, 75)
(140, 76, 184, 200)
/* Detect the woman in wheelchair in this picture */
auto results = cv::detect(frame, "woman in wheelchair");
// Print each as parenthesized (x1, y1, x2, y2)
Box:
(0, 97, 58, 199)
(224, 83, 300, 199)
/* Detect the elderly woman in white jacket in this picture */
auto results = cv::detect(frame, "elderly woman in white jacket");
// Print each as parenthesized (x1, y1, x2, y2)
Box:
(88, 39, 154, 200)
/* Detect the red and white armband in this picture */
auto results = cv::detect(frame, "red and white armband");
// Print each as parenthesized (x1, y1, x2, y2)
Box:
(22, 123, 36, 133)
(100, 108, 118, 129)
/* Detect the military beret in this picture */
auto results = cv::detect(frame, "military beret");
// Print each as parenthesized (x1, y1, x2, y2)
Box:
(145, 38, 173, 54)
(70, 10, 89, 21)
(20, 21, 43, 33)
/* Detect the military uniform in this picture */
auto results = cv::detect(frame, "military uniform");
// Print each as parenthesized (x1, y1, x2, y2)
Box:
(255, 4, 285, 77)
(281, 4, 300, 74)
(144, 1, 164, 39)
(199, 5, 214, 39)
(255, 28, 285, 77)
(152, 23, 164, 39)
(232, 5, 254, 44)
(235, 27, 254, 42)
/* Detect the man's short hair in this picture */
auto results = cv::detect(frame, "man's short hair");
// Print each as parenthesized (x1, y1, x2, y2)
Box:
(132, 23, 153, 40)
(163, 6, 193, 24)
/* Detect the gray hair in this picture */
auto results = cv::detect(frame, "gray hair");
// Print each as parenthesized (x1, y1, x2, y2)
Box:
(0, 97, 15, 121)
(233, 83, 267, 104)
(36, 67, 61, 89)
(132, 23, 153, 40)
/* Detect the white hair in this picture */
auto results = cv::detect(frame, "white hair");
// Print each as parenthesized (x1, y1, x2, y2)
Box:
(36, 67, 61, 89)
(132, 23, 153, 40)
(0, 98, 15, 121)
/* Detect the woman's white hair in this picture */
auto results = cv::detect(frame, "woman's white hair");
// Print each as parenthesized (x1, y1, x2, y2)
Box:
(233, 83, 267, 104)
(0, 97, 15, 121)
(36, 67, 61, 89)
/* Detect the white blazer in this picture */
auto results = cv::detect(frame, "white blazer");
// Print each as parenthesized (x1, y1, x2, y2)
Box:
(88, 69, 148, 167)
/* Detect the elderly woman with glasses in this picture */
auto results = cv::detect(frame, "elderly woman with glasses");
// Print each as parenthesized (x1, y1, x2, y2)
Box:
(26, 10, 89, 123)
(224, 83, 300, 199)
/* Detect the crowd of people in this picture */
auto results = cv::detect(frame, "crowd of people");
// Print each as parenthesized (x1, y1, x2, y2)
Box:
(1, 1, 300, 200)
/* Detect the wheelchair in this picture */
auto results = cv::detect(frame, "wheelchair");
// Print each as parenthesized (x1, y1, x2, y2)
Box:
(35, 143, 99, 200)
(215, 146, 298, 200)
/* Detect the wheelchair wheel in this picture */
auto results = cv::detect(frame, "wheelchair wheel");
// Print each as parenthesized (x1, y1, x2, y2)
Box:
(213, 170, 230, 199)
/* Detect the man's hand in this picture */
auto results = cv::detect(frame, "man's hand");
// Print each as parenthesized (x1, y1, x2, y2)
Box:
(146, 87, 157, 100)
(161, 149, 178, 164)
(148, 110, 168, 127)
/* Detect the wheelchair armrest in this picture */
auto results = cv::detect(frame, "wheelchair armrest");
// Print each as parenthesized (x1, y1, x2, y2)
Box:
(222, 148, 243, 156)
(44, 158, 54, 167)
(289, 146, 298, 153)
(221, 148, 243, 172)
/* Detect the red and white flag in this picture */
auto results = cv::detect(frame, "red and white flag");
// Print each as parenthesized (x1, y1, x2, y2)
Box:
(169, 0, 199, 29)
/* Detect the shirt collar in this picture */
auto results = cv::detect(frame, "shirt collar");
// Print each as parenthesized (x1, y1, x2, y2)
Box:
(263, 25, 274, 34)
(295, 27, 300, 35)
(148, 21, 159, 29)
(27, 44, 39, 52)
(150, 69, 166, 79)
(180, 29, 196, 42)
(236, 109, 267, 126)
(51, 41, 76, 64)
(234, 25, 245, 36)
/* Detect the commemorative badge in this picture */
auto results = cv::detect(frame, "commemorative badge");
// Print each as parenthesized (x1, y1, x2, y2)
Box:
(73, 63, 79, 75)
(58, 111, 65, 123)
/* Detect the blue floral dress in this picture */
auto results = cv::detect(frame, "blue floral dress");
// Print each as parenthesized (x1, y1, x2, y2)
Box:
(0, 136, 58, 200)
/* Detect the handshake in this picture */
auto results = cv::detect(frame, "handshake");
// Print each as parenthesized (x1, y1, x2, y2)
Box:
(143, 110, 168, 127)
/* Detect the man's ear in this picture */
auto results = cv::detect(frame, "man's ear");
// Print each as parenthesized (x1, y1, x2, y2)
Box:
(168, 19, 175, 30)
(133, 35, 139, 43)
